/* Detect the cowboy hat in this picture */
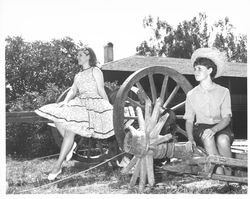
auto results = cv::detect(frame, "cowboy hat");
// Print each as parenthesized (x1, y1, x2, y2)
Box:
(191, 47, 227, 78)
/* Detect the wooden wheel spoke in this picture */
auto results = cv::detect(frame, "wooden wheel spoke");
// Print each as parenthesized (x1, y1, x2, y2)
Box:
(175, 115, 184, 119)
(175, 124, 188, 138)
(87, 138, 92, 158)
(124, 106, 136, 129)
(97, 140, 104, 154)
(121, 156, 139, 174)
(136, 107, 145, 131)
(126, 97, 144, 109)
(124, 116, 138, 119)
(170, 101, 185, 111)
(135, 82, 150, 103)
(160, 75, 169, 101)
(148, 74, 157, 104)
(163, 85, 180, 108)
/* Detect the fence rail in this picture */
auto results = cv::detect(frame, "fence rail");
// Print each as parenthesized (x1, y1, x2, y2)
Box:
(6, 111, 50, 123)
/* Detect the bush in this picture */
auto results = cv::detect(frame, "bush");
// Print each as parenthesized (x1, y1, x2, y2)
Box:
(6, 83, 67, 158)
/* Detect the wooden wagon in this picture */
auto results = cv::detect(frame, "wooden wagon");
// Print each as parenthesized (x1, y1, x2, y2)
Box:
(6, 57, 248, 191)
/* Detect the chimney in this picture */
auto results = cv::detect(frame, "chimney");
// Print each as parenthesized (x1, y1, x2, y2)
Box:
(104, 42, 114, 63)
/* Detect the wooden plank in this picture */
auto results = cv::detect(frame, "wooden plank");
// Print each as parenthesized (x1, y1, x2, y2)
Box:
(207, 155, 247, 168)
(232, 152, 247, 160)
(211, 174, 248, 184)
(6, 112, 50, 123)
(6, 111, 36, 117)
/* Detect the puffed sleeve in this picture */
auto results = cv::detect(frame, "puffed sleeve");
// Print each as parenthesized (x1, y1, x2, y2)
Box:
(183, 92, 195, 123)
(221, 89, 232, 118)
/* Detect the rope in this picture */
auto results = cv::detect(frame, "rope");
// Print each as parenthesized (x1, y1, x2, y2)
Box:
(31, 153, 60, 161)
(17, 151, 125, 194)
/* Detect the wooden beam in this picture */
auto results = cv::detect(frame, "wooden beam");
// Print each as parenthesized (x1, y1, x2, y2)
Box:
(6, 112, 50, 123)
(211, 174, 248, 184)
(207, 155, 247, 168)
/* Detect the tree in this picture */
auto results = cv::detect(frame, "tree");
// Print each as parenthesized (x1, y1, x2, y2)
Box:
(5, 36, 81, 103)
(136, 13, 247, 63)
(212, 17, 247, 63)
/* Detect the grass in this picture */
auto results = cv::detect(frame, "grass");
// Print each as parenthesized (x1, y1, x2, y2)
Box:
(6, 156, 248, 194)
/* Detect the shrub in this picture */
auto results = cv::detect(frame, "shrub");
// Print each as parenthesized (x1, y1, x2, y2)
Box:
(6, 83, 67, 158)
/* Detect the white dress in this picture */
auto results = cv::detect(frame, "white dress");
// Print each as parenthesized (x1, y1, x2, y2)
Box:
(35, 67, 114, 139)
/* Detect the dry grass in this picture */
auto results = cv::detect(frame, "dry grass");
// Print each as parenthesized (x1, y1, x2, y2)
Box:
(6, 156, 248, 194)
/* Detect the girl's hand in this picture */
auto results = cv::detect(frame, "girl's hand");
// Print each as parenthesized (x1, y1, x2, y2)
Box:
(58, 101, 68, 107)
(185, 140, 196, 152)
(201, 129, 216, 140)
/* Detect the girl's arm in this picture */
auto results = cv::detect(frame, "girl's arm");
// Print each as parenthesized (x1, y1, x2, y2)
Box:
(62, 77, 78, 104)
(210, 116, 231, 133)
(92, 67, 109, 101)
(186, 120, 195, 142)
(211, 89, 232, 133)
(185, 120, 196, 152)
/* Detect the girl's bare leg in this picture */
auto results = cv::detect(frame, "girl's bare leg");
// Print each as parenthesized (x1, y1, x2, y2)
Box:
(203, 136, 224, 174)
(50, 130, 76, 174)
(55, 122, 65, 137)
(216, 134, 232, 175)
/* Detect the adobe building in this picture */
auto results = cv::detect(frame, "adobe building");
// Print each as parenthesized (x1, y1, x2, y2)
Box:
(101, 43, 247, 139)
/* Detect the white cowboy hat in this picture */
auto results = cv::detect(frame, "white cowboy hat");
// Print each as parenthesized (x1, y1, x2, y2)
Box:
(191, 47, 227, 78)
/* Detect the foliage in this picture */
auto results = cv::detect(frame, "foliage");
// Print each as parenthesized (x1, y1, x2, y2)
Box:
(212, 17, 247, 63)
(5, 36, 81, 103)
(136, 13, 247, 63)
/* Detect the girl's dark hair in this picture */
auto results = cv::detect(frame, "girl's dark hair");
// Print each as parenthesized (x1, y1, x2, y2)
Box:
(81, 47, 97, 67)
(194, 57, 217, 79)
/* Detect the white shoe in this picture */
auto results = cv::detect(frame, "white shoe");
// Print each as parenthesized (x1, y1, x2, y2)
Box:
(117, 156, 135, 174)
(66, 142, 77, 161)
(116, 156, 131, 168)
(48, 169, 62, 181)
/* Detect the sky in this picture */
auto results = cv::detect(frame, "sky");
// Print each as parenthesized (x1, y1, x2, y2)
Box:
(0, 0, 249, 64)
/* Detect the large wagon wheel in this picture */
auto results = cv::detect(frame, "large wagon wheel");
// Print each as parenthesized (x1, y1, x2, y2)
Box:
(113, 66, 193, 151)
(50, 87, 119, 164)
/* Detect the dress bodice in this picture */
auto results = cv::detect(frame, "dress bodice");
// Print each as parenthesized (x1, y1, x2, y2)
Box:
(74, 67, 99, 96)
